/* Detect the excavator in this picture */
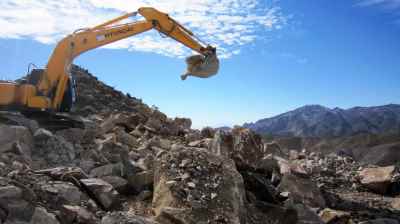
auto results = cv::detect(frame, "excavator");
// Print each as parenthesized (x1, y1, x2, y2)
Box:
(0, 7, 219, 117)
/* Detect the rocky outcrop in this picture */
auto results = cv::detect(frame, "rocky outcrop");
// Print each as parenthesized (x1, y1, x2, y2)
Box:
(152, 147, 246, 224)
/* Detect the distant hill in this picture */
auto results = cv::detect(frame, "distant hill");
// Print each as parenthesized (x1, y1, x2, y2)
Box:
(244, 104, 400, 138)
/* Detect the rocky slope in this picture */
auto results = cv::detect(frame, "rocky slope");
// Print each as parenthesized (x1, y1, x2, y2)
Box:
(244, 104, 400, 138)
(0, 66, 399, 224)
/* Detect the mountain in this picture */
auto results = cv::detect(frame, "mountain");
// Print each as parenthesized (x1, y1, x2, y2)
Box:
(244, 104, 400, 138)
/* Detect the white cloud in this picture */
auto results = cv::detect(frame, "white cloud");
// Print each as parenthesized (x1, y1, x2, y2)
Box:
(0, 0, 286, 58)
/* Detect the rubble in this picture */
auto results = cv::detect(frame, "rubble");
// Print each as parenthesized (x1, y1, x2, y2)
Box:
(0, 65, 399, 223)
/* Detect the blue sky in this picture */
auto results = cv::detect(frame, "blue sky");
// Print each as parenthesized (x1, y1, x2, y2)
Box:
(0, 0, 399, 128)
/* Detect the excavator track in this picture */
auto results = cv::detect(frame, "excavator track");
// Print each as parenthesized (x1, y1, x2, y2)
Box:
(0, 110, 85, 132)
(22, 111, 85, 131)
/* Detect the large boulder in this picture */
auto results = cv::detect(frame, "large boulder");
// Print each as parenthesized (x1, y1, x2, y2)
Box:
(30, 207, 59, 224)
(38, 181, 89, 208)
(59, 205, 98, 224)
(32, 128, 76, 169)
(152, 147, 246, 224)
(80, 178, 121, 210)
(0, 125, 33, 164)
(0, 185, 35, 223)
(358, 166, 397, 194)
(277, 174, 326, 208)
(210, 128, 264, 170)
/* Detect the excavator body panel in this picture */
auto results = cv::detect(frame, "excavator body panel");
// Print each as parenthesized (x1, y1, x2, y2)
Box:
(0, 82, 17, 105)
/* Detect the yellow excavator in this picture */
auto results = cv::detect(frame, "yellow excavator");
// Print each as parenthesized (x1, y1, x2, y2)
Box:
(0, 7, 219, 114)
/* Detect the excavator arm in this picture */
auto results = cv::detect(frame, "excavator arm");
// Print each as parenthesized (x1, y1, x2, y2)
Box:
(0, 7, 218, 112)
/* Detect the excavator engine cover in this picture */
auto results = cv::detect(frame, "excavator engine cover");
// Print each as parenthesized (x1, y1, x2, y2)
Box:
(182, 54, 219, 80)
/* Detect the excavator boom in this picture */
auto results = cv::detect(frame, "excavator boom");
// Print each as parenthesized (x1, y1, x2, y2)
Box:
(0, 7, 219, 113)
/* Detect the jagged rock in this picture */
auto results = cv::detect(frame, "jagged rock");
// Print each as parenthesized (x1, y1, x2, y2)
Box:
(154, 207, 189, 224)
(241, 171, 278, 203)
(251, 201, 298, 224)
(30, 207, 59, 224)
(60, 205, 98, 224)
(101, 176, 129, 194)
(278, 174, 326, 208)
(101, 212, 158, 224)
(0, 185, 35, 222)
(127, 170, 154, 193)
(34, 167, 88, 181)
(358, 166, 397, 194)
(0, 125, 32, 164)
(39, 181, 88, 207)
(359, 219, 400, 224)
(264, 142, 284, 157)
(90, 163, 124, 178)
(153, 147, 246, 224)
(173, 118, 192, 130)
(115, 128, 139, 148)
(201, 127, 215, 138)
(210, 128, 265, 170)
(185, 131, 202, 143)
(96, 139, 129, 164)
(289, 203, 324, 224)
(256, 154, 280, 175)
(32, 128, 76, 169)
(99, 114, 126, 135)
(210, 130, 233, 158)
(391, 197, 400, 211)
(319, 208, 350, 224)
(80, 178, 121, 210)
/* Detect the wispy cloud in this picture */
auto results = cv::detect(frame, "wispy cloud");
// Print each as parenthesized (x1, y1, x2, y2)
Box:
(356, 0, 400, 9)
(0, 0, 286, 59)
(355, 0, 400, 25)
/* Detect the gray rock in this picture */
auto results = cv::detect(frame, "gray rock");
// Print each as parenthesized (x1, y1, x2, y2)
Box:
(359, 219, 400, 224)
(278, 174, 326, 208)
(0, 185, 35, 222)
(0, 125, 32, 158)
(291, 203, 324, 224)
(127, 170, 154, 193)
(30, 207, 59, 224)
(101, 212, 158, 224)
(32, 129, 76, 169)
(39, 181, 88, 207)
(60, 205, 98, 224)
(80, 178, 120, 210)
(210, 128, 264, 170)
(153, 147, 246, 224)
(90, 163, 124, 178)
(101, 176, 129, 194)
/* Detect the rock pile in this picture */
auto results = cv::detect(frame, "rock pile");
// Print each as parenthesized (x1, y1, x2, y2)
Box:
(0, 65, 399, 223)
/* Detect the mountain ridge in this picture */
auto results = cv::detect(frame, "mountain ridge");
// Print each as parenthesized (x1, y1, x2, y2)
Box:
(244, 104, 400, 138)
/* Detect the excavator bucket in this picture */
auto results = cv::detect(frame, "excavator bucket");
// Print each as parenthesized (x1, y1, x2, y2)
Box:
(181, 54, 219, 80)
